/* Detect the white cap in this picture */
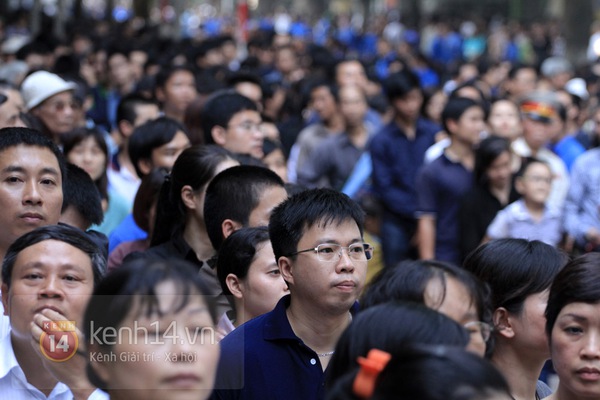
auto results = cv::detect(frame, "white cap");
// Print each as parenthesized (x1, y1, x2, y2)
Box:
(565, 77, 589, 100)
(21, 70, 77, 111)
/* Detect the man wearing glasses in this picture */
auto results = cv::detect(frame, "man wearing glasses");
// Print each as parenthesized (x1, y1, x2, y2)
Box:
(212, 188, 371, 400)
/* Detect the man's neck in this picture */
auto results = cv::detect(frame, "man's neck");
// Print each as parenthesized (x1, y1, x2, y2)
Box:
(11, 334, 58, 396)
(286, 298, 351, 354)
(324, 113, 345, 134)
(445, 140, 475, 170)
(394, 115, 417, 139)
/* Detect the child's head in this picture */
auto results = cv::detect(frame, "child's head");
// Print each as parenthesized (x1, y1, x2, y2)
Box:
(515, 158, 553, 206)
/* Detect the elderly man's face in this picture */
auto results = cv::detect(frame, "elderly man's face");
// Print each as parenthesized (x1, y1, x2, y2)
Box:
(31, 91, 76, 137)
(1, 239, 95, 342)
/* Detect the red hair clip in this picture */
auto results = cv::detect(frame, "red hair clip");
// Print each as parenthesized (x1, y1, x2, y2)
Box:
(352, 349, 392, 399)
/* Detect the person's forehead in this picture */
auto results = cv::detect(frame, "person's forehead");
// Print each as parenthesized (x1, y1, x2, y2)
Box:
(0, 144, 59, 165)
(13, 239, 91, 269)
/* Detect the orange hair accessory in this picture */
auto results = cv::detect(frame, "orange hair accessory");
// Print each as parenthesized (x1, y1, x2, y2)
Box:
(352, 349, 392, 399)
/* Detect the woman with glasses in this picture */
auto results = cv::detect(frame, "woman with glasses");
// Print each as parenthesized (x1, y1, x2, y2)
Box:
(360, 259, 491, 357)
(545, 253, 600, 400)
(464, 238, 569, 400)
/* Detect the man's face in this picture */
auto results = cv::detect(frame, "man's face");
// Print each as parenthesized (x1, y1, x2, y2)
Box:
(310, 86, 337, 123)
(1, 239, 94, 342)
(451, 106, 485, 147)
(339, 86, 368, 127)
(247, 185, 288, 227)
(218, 110, 264, 159)
(31, 91, 76, 137)
(0, 145, 63, 251)
(158, 70, 197, 117)
(282, 218, 367, 314)
(336, 61, 368, 89)
(149, 131, 191, 173)
(0, 90, 26, 129)
(393, 88, 423, 121)
(108, 53, 133, 88)
(523, 118, 552, 151)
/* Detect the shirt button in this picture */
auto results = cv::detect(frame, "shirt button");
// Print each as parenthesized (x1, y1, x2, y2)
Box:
(310, 358, 316, 365)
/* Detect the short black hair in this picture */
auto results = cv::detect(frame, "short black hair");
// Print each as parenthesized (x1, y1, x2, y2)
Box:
(269, 188, 364, 261)
(441, 96, 483, 135)
(0, 127, 67, 188)
(128, 116, 189, 178)
(204, 165, 285, 250)
(2, 224, 107, 289)
(61, 163, 104, 228)
(116, 93, 158, 128)
(201, 90, 258, 145)
(546, 252, 600, 337)
(383, 69, 421, 101)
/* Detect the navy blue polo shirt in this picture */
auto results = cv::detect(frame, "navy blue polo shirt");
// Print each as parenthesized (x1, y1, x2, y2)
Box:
(212, 295, 357, 400)
(416, 152, 473, 263)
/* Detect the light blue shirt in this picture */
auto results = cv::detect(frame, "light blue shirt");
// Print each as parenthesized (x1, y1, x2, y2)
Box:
(487, 198, 563, 246)
(564, 148, 600, 245)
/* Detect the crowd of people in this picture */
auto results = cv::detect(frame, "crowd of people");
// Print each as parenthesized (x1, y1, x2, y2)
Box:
(0, 6, 599, 400)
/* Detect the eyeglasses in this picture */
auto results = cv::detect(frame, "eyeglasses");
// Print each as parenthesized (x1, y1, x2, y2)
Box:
(463, 321, 493, 342)
(522, 175, 553, 185)
(286, 243, 373, 262)
(228, 121, 261, 132)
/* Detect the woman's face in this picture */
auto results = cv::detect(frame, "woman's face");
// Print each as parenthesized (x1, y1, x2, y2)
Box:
(239, 241, 289, 321)
(551, 302, 600, 400)
(509, 290, 551, 360)
(67, 136, 107, 181)
(488, 100, 522, 141)
(91, 280, 220, 400)
(486, 150, 512, 190)
(424, 276, 486, 357)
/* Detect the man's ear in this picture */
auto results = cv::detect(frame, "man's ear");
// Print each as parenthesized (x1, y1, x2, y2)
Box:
(278, 257, 294, 287)
(493, 307, 515, 339)
(211, 126, 227, 146)
(222, 219, 242, 240)
(118, 120, 134, 138)
(138, 158, 152, 176)
(226, 274, 244, 299)
(181, 185, 196, 210)
(1, 283, 8, 316)
(445, 119, 458, 136)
